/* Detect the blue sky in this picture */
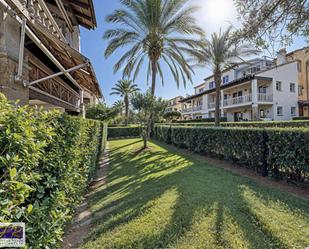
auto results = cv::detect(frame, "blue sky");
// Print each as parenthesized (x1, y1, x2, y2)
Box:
(80, 0, 306, 106)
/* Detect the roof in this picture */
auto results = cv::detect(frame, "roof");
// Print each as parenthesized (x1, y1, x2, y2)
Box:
(180, 75, 272, 103)
(46, 0, 97, 29)
(68, 0, 97, 29)
(286, 47, 309, 57)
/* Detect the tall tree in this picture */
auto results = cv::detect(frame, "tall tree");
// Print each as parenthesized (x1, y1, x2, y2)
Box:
(110, 79, 139, 125)
(234, 0, 309, 54)
(104, 0, 204, 96)
(193, 27, 259, 126)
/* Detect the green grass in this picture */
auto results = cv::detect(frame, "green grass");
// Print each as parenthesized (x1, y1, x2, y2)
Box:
(80, 139, 309, 249)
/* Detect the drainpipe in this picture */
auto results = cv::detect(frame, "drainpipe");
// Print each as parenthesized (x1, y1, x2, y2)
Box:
(15, 17, 26, 83)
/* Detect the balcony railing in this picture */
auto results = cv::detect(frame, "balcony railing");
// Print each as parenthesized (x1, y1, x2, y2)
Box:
(223, 94, 252, 107)
(24, 0, 66, 41)
(182, 108, 192, 113)
(258, 93, 273, 102)
(208, 102, 215, 109)
(193, 105, 203, 112)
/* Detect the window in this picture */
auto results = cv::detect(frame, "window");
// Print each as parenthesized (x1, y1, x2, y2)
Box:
(199, 88, 204, 93)
(297, 62, 301, 72)
(277, 106, 283, 116)
(260, 109, 266, 118)
(276, 81, 282, 91)
(291, 107, 296, 116)
(222, 75, 229, 84)
(298, 86, 303, 96)
(209, 81, 214, 89)
(258, 86, 267, 94)
(290, 83, 296, 93)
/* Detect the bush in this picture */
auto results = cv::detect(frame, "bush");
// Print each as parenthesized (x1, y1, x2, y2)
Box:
(0, 95, 106, 248)
(293, 116, 309, 120)
(161, 120, 309, 128)
(176, 117, 227, 123)
(154, 125, 309, 184)
(108, 126, 141, 139)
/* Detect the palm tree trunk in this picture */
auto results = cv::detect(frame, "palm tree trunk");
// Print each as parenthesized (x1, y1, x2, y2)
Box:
(151, 61, 157, 96)
(148, 60, 157, 138)
(214, 71, 222, 126)
(124, 95, 129, 126)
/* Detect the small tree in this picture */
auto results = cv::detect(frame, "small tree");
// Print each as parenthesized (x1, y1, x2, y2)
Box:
(131, 91, 167, 149)
(163, 111, 182, 122)
(85, 103, 121, 122)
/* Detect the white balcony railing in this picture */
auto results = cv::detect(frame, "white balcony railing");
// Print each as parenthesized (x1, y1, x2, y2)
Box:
(193, 105, 203, 112)
(182, 108, 192, 113)
(258, 93, 273, 102)
(208, 102, 215, 109)
(223, 94, 252, 107)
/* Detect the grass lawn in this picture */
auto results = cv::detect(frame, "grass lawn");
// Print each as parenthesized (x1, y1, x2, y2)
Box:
(80, 139, 309, 249)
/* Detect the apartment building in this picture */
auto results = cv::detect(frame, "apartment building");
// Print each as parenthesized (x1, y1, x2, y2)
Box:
(180, 53, 299, 122)
(285, 47, 309, 117)
(167, 96, 184, 112)
(0, 0, 103, 115)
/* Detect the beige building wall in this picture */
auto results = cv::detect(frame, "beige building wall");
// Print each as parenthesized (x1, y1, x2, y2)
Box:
(286, 48, 309, 116)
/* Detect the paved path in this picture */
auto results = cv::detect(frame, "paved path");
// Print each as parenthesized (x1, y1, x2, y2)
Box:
(61, 147, 109, 249)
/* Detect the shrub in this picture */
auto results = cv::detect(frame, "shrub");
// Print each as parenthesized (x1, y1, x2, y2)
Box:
(161, 120, 309, 128)
(177, 117, 227, 123)
(154, 125, 309, 183)
(0, 94, 106, 248)
(293, 116, 309, 120)
(108, 126, 141, 139)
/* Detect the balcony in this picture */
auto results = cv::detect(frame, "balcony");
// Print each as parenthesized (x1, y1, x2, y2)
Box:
(208, 102, 215, 109)
(258, 93, 273, 102)
(182, 108, 192, 113)
(193, 105, 203, 112)
(223, 94, 252, 107)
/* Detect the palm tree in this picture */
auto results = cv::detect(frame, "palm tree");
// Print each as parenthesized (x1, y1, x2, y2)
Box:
(194, 27, 259, 126)
(104, 0, 204, 97)
(110, 79, 139, 125)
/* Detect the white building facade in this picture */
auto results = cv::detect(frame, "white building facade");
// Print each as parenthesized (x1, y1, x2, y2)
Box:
(180, 57, 299, 122)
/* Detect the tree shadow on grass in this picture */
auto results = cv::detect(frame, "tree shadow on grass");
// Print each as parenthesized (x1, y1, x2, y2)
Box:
(79, 139, 309, 249)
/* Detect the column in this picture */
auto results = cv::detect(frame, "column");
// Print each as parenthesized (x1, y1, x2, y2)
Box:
(220, 90, 224, 117)
(251, 79, 259, 120)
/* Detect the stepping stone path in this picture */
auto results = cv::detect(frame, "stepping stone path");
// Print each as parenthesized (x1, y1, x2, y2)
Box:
(61, 147, 109, 249)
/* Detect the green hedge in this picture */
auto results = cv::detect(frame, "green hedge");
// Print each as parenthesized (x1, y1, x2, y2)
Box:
(161, 120, 309, 128)
(176, 117, 227, 123)
(108, 126, 141, 139)
(0, 94, 106, 248)
(293, 116, 309, 120)
(154, 125, 309, 183)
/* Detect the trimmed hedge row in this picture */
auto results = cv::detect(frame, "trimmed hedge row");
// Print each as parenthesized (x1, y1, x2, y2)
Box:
(0, 95, 106, 248)
(176, 117, 227, 123)
(154, 125, 309, 183)
(108, 126, 141, 139)
(161, 120, 309, 128)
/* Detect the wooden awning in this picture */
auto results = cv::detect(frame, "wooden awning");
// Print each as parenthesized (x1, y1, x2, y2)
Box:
(32, 24, 103, 97)
(46, 0, 97, 29)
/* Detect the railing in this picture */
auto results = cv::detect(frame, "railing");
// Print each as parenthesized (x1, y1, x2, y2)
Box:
(193, 105, 203, 112)
(182, 108, 192, 113)
(258, 93, 273, 102)
(208, 102, 215, 109)
(25, 0, 66, 41)
(223, 94, 252, 107)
